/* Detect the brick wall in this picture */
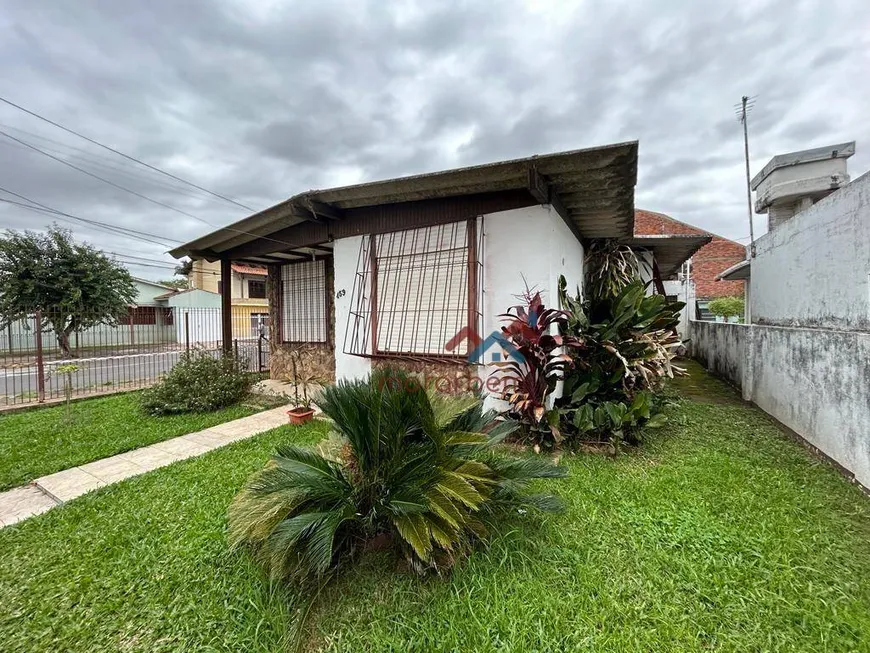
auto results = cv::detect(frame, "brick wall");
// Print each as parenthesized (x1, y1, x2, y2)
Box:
(634, 209, 746, 300)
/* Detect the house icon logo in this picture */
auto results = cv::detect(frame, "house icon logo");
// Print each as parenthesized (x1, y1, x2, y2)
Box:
(444, 326, 525, 364)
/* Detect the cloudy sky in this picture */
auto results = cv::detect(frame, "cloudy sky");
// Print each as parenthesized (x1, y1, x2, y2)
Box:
(1, 0, 868, 280)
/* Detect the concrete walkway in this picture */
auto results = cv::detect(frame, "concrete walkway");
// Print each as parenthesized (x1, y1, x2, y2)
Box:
(0, 405, 291, 528)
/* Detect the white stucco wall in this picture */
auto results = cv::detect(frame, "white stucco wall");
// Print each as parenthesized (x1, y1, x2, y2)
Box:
(751, 171, 870, 331)
(479, 205, 585, 410)
(692, 321, 870, 490)
(333, 234, 372, 382)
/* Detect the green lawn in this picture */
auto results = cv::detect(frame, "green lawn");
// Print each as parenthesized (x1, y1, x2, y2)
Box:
(0, 392, 278, 490)
(1, 369, 869, 652)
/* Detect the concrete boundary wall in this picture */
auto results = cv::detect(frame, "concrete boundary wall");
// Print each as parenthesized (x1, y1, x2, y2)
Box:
(691, 320, 870, 489)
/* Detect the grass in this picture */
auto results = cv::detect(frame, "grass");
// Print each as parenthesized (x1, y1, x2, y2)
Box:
(1, 368, 869, 651)
(0, 391, 281, 490)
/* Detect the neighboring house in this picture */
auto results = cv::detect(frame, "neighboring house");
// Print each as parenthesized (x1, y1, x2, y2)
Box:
(632, 210, 746, 334)
(169, 143, 700, 405)
(188, 260, 270, 339)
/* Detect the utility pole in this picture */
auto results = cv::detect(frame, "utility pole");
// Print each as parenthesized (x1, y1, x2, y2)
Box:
(736, 95, 756, 257)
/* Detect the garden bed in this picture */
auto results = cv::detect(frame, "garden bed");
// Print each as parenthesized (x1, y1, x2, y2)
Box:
(0, 391, 283, 490)
(1, 369, 869, 651)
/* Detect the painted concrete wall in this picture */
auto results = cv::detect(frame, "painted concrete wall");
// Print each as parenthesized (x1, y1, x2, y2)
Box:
(751, 171, 870, 331)
(133, 280, 172, 306)
(329, 206, 585, 407)
(691, 321, 870, 489)
(333, 234, 372, 382)
(480, 205, 585, 410)
(690, 321, 748, 390)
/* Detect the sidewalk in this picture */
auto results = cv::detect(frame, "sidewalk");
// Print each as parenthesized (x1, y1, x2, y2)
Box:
(0, 405, 291, 528)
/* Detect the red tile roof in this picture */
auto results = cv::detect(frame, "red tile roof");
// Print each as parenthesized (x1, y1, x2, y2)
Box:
(634, 210, 746, 299)
(231, 264, 267, 276)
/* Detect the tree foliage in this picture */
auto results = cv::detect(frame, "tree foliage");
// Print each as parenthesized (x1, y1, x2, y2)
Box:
(0, 225, 136, 357)
(156, 278, 190, 291)
(708, 295, 745, 320)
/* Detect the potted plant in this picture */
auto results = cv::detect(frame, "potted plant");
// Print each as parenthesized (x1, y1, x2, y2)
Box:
(287, 348, 316, 425)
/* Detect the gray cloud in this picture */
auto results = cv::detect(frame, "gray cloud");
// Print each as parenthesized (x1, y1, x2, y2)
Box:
(1, 0, 869, 278)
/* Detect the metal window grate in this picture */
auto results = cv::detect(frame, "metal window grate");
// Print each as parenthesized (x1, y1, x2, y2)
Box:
(344, 219, 483, 362)
(280, 260, 328, 343)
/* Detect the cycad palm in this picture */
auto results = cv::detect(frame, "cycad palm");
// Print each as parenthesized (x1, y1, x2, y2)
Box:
(229, 368, 566, 582)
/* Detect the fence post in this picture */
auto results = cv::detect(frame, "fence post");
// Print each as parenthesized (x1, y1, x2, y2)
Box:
(129, 314, 135, 348)
(233, 338, 238, 360)
(184, 312, 190, 353)
(257, 334, 263, 372)
(6, 323, 12, 355)
(34, 310, 46, 403)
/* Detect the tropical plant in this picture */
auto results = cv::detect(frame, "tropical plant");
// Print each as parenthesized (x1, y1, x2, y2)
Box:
(556, 274, 683, 444)
(494, 288, 582, 445)
(583, 240, 647, 303)
(141, 349, 253, 415)
(0, 225, 137, 358)
(228, 368, 566, 585)
(708, 295, 744, 321)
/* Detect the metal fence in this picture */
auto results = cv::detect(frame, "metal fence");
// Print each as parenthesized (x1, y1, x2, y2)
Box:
(1, 306, 271, 407)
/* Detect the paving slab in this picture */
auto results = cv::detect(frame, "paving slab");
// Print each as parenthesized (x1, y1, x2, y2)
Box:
(117, 446, 181, 471)
(35, 467, 106, 503)
(79, 455, 147, 484)
(0, 486, 58, 527)
(1, 404, 302, 529)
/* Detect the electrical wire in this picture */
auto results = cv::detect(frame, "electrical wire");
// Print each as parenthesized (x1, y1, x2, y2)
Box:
(1, 130, 313, 251)
(0, 188, 182, 247)
(0, 95, 254, 211)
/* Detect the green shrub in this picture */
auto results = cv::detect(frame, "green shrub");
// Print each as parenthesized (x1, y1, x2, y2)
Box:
(708, 295, 745, 320)
(228, 368, 565, 584)
(141, 350, 253, 415)
(551, 247, 684, 445)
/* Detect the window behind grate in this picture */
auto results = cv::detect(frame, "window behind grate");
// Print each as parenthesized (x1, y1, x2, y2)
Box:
(281, 260, 327, 343)
(344, 219, 482, 360)
(248, 279, 266, 299)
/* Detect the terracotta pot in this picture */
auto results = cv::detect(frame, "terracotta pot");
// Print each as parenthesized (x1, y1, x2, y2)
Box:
(287, 407, 315, 425)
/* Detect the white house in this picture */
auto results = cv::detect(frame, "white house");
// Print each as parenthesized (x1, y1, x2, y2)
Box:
(170, 143, 699, 402)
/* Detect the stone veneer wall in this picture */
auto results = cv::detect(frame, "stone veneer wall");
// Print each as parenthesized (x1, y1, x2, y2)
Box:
(371, 357, 480, 395)
(267, 261, 337, 384)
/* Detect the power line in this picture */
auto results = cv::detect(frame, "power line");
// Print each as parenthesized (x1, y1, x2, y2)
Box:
(0, 127, 215, 226)
(0, 95, 254, 211)
(0, 187, 183, 247)
(1, 130, 310, 251)
(106, 251, 182, 266)
(0, 137, 235, 207)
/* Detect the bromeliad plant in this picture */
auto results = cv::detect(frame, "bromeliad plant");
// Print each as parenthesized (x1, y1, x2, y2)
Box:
(495, 289, 582, 445)
(228, 368, 565, 586)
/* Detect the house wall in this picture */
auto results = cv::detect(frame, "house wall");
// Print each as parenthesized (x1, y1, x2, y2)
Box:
(479, 205, 585, 409)
(267, 261, 336, 384)
(691, 321, 870, 489)
(326, 205, 585, 402)
(334, 235, 372, 382)
(751, 171, 870, 331)
(133, 280, 172, 306)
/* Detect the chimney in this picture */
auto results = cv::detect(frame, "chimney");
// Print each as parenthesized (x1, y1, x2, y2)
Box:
(751, 141, 855, 230)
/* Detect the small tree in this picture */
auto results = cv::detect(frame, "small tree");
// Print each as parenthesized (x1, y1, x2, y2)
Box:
(156, 278, 190, 291)
(0, 225, 137, 358)
(708, 296, 745, 321)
